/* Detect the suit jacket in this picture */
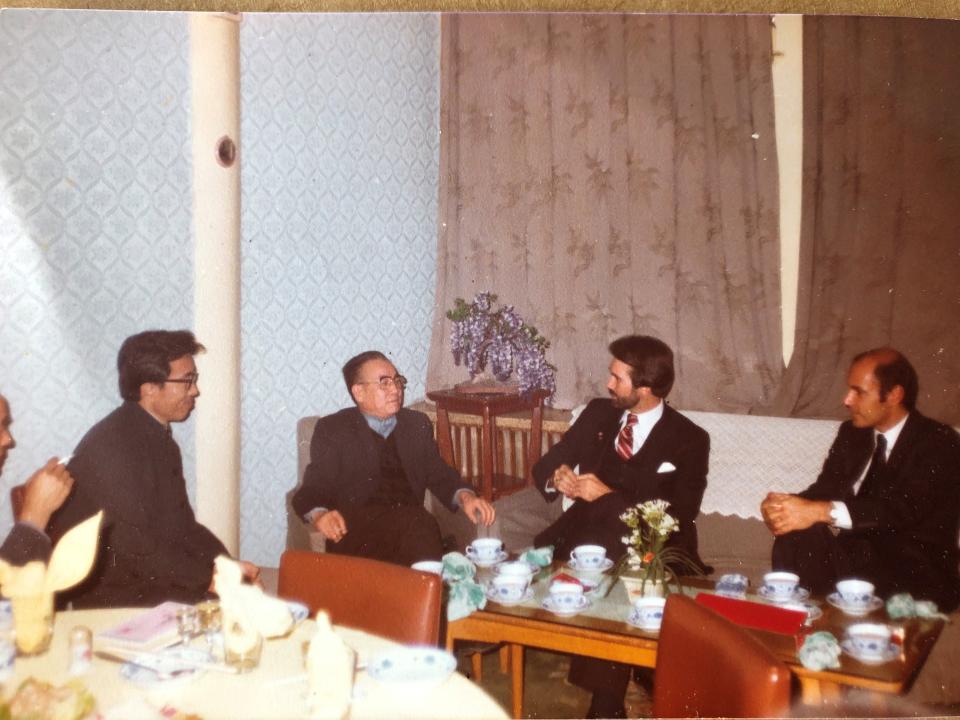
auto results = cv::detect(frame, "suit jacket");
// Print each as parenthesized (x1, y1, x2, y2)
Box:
(800, 412, 960, 609)
(47, 402, 228, 609)
(291, 406, 472, 522)
(532, 398, 710, 567)
(0, 523, 51, 565)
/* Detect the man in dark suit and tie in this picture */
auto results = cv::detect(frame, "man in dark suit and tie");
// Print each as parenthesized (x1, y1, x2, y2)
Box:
(525, 335, 710, 719)
(292, 350, 495, 566)
(761, 348, 960, 612)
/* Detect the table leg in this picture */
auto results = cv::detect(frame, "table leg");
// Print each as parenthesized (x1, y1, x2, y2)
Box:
(509, 643, 524, 719)
(799, 677, 843, 705)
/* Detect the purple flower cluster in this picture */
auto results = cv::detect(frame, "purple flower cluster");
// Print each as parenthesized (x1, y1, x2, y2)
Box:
(447, 292, 556, 396)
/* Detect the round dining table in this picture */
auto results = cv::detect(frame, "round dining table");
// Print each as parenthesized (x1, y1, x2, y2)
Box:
(6, 608, 508, 720)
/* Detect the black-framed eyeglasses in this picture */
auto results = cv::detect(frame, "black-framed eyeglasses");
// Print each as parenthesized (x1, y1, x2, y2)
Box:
(165, 372, 200, 388)
(357, 375, 408, 390)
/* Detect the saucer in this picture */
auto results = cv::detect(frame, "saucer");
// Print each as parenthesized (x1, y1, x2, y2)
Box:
(469, 550, 508, 568)
(758, 585, 810, 604)
(782, 601, 823, 623)
(119, 646, 212, 687)
(286, 600, 310, 624)
(541, 595, 591, 617)
(485, 586, 534, 607)
(840, 639, 900, 665)
(567, 558, 615, 574)
(368, 647, 457, 689)
(827, 593, 884, 617)
(625, 611, 661, 633)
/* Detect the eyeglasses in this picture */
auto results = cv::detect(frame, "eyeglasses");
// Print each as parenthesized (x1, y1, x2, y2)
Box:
(165, 372, 200, 388)
(357, 375, 408, 390)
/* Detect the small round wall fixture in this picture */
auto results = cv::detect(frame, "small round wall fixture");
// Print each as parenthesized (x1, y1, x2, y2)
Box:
(216, 136, 237, 168)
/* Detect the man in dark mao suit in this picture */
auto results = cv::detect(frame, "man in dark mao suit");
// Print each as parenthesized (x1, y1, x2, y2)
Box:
(526, 335, 710, 719)
(0, 393, 75, 564)
(292, 350, 495, 566)
(762, 348, 960, 612)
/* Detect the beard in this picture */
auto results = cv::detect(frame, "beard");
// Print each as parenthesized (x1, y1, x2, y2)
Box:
(609, 389, 640, 410)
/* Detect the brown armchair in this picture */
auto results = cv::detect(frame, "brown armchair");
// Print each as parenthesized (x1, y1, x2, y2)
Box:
(277, 550, 443, 646)
(653, 593, 793, 718)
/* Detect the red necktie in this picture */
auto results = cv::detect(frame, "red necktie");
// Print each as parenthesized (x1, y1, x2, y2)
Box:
(617, 413, 638, 460)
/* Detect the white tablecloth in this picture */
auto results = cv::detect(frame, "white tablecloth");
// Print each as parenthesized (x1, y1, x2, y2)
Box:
(7, 609, 508, 720)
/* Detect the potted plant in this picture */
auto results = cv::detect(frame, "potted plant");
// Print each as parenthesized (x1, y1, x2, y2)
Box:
(617, 499, 701, 600)
(446, 291, 556, 397)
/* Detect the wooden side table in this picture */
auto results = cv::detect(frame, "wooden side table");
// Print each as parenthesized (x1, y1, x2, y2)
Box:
(426, 388, 550, 501)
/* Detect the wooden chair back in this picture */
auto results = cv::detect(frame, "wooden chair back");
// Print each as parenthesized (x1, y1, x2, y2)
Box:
(277, 550, 443, 646)
(653, 593, 792, 718)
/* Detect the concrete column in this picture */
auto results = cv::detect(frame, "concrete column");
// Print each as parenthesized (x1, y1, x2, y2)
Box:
(771, 15, 804, 366)
(189, 12, 242, 555)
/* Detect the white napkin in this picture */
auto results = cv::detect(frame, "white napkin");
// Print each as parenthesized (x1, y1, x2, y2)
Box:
(213, 556, 293, 638)
(306, 611, 355, 720)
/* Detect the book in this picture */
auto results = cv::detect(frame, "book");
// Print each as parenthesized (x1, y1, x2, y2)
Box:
(96, 600, 192, 652)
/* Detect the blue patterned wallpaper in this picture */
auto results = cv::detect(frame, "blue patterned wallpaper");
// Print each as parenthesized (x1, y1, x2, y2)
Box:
(0, 10, 441, 567)
(0, 10, 198, 534)
(239, 14, 441, 565)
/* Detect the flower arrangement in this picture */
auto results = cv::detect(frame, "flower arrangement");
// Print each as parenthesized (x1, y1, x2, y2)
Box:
(619, 499, 701, 596)
(446, 291, 556, 396)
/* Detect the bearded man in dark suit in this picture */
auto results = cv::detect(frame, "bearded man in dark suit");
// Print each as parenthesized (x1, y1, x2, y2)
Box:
(762, 348, 960, 612)
(518, 335, 710, 719)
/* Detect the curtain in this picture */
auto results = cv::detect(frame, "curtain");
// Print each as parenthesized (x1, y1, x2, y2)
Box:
(772, 17, 960, 425)
(427, 13, 783, 411)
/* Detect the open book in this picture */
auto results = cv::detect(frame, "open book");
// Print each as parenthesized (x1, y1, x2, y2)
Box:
(96, 601, 193, 652)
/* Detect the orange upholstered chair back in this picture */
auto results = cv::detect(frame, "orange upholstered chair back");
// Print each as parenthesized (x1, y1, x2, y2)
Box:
(653, 594, 792, 718)
(277, 550, 443, 646)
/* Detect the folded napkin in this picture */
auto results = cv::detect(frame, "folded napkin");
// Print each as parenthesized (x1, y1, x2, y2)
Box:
(519, 545, 554, 569)
(441, 552, 487, 621)
(799, 631, 841, 671)
(213, 556, 293, 641)
(306, 611, 355, 720)
(886, 593, 949, 621)
(441, 552, 476, 584)
(695, 593, 806, 636)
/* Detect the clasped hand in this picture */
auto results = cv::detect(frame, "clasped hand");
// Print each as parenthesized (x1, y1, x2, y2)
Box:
(761, 492, 830, 536)
(553, 464, 612, 502)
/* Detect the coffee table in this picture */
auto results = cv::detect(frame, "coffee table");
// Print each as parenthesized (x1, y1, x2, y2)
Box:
(446, 569, 946, 718)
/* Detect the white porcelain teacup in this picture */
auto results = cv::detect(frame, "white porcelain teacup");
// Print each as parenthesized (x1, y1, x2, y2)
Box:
(466, 538, 503, 563)
(549, 581, 584, 609)
(846, 622, 891, 660)
(410, 560, 443, 576)
(570, 544, 607, 570)
(763, 571, 800, 600)
(631, 597, 667, 631)
(491, 574, 529, 603)
(836, 579, 876, 610)
(715, 573, 749, 598)
(496, 561, 536, 579)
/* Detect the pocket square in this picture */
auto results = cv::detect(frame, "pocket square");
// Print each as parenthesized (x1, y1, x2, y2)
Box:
(657, 461, 677, 473)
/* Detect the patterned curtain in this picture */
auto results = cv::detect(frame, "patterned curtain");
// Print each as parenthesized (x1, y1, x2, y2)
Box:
(427, 13, 783, 411)
(771, 17, 960, 426)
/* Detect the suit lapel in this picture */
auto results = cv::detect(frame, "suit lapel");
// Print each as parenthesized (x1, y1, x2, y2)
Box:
(350, 409, 380, 479)
(882, 412, 921, 480)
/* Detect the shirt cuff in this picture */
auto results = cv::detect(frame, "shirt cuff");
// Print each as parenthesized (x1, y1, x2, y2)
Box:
(454, 489, 476, 508)
(830, 501, 853, 530)
(304, 507, 327, 525)
(543, 476, 557, 493)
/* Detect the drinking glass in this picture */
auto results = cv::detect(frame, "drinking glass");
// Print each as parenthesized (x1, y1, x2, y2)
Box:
(11, 593, 54, 656)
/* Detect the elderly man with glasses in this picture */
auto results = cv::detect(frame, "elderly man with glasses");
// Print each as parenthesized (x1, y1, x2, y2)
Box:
(292, 350, 495, 566)
(47, 330, 259, 608)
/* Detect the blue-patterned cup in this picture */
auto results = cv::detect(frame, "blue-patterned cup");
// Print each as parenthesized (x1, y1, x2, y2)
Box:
(715, 573, 749, 598)
(549, 581, 584, 609)
(846, 623, 891, 660)
(632, 597, 667, 631)
(491, 575, 529, 603)
(571, 545, 606, 569)
(836, 579, 875, 611)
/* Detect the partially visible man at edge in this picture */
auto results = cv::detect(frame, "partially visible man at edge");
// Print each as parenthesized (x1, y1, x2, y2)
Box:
(761, 347, 960, 612)
(0, 393, 74, 563)
(47, 330, 259, 608)
(292, 350, 495, 566)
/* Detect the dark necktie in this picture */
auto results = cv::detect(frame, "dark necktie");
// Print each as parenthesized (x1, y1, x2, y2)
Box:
(616, 413, 638, 461)
(857, 434, 887, 497)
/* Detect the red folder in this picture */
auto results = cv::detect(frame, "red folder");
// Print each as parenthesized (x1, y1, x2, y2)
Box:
(695, 592, 806, 636)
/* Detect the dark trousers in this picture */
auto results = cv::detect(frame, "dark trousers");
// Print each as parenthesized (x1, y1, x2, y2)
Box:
(328, 504, 445, 567)
(771, 525, 884, 596)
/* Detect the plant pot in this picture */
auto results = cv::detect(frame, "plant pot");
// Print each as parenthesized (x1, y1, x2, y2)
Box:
(620, 574, 666, 601)
(454, 375, 520, 395)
